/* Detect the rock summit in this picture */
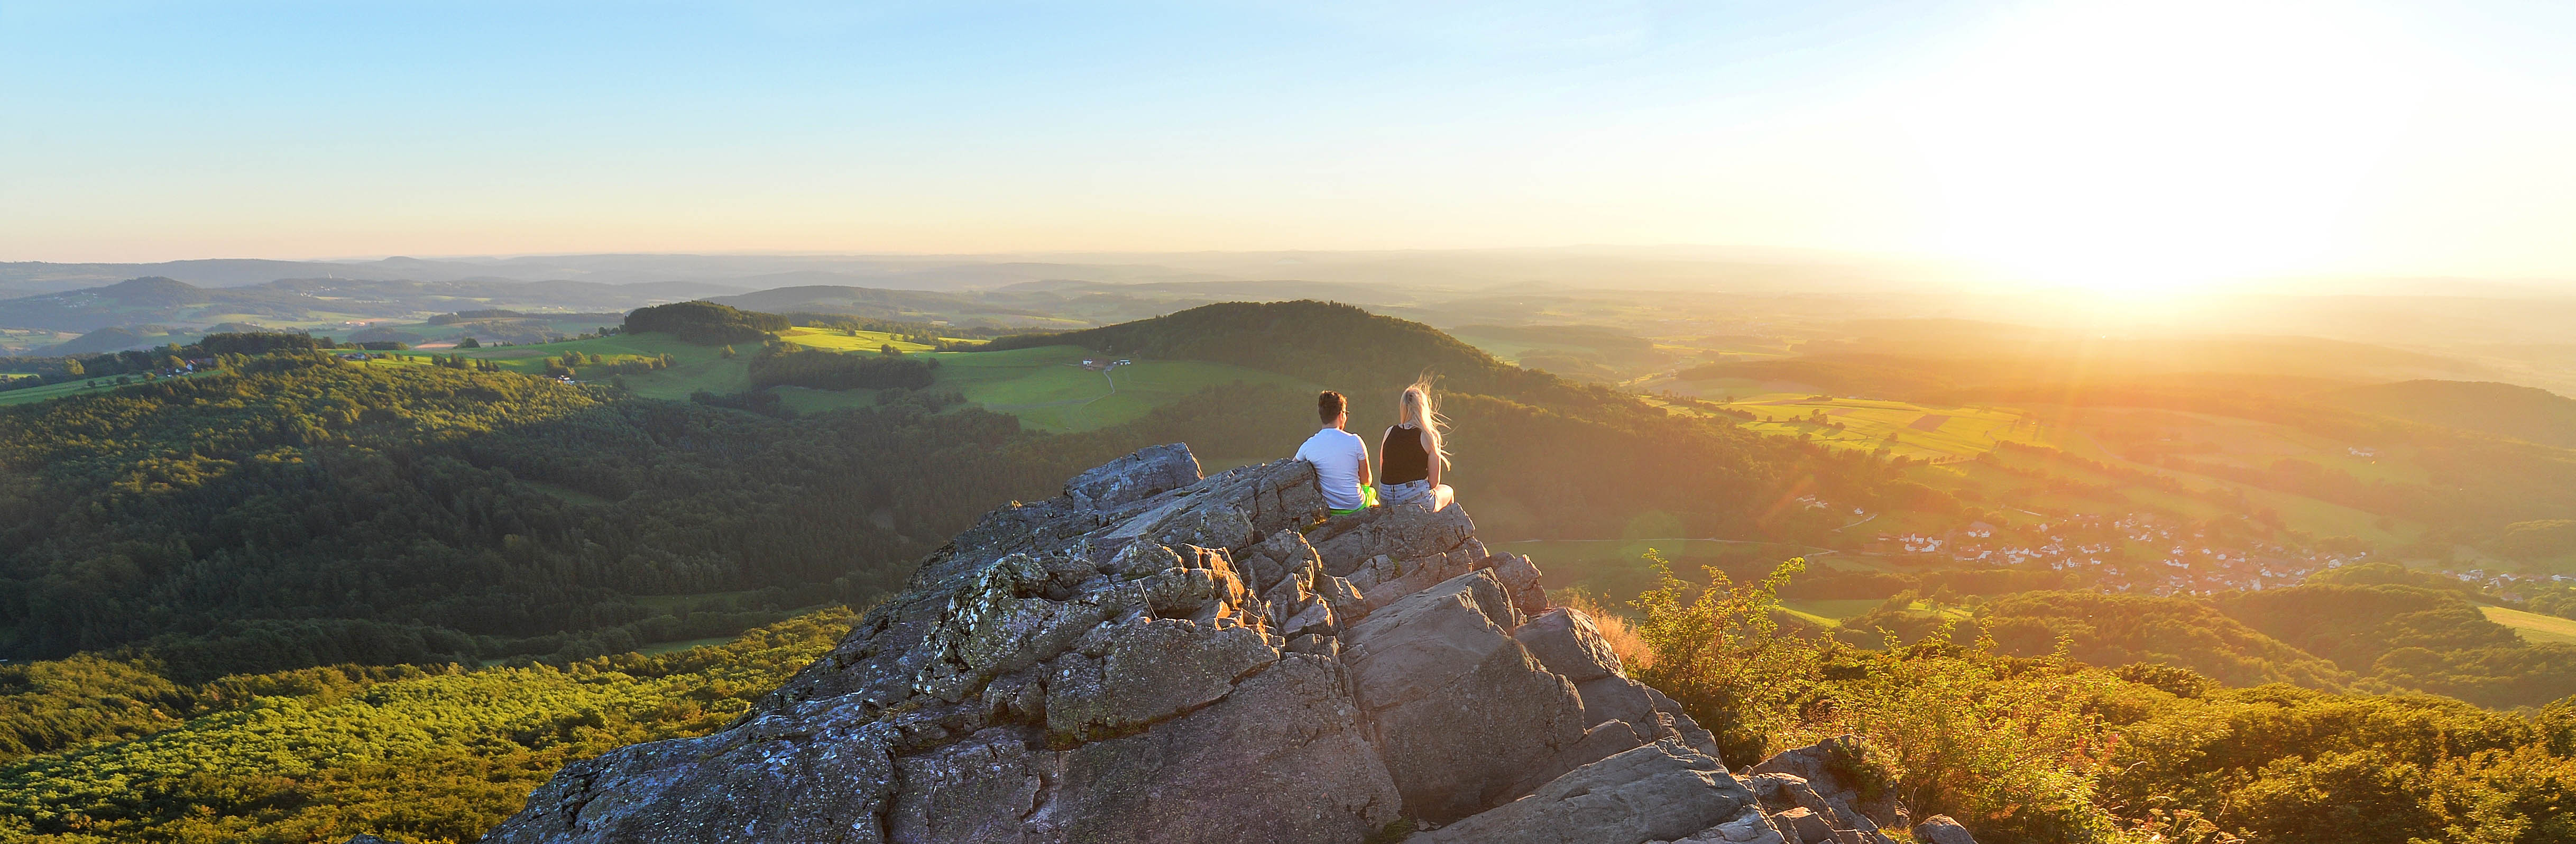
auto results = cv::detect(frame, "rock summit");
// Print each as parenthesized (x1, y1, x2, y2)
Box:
(473, 446, 1965, 844)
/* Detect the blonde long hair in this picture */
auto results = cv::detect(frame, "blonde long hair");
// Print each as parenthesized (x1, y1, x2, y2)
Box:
(1397, 379, 1450, 469)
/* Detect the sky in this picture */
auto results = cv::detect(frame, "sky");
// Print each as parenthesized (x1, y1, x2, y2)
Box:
(4, 1, 2574, 292)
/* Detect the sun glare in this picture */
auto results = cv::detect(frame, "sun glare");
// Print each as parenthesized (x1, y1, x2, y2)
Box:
(1905, 1, 2432, 296)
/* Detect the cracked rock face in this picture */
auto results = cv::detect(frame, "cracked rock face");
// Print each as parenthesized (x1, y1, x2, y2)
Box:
(475, 445, 1856, 844)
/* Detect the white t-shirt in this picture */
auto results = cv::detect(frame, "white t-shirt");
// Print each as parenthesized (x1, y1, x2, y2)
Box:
(1295, 427, 1370, 510)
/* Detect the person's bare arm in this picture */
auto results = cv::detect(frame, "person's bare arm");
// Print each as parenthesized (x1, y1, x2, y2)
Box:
(1421, 428, 1440, 488)
(1357, 442, 1374, 487)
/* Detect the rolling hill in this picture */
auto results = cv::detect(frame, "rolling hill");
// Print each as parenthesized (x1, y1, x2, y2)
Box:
(0, 277, 748, 341)
(2321, 379, 2576, 447)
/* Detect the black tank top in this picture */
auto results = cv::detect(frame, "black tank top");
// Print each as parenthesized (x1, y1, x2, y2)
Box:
(1381, 425, 1430, 485)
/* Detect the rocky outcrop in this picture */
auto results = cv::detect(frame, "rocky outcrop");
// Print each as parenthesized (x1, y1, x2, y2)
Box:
(1913, 816, 1979, 844)
(472, 445, 1970, 844)
(1411, 741, 1767, 844)
(1746, 736, 1907, 844)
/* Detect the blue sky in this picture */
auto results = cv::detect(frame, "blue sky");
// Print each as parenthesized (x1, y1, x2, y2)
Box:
(5, 1, 2573, 286)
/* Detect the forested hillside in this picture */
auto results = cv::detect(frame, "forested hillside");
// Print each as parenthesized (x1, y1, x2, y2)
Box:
(988, 300, 1882, 542)
(2322, 379, 2576, 448)
(0, 354, 1065, 680)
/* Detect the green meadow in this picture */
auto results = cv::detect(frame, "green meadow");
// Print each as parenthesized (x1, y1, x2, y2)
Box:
(0, 371, 224, 406)
(378, 336, 1308, 433)
(2482, 604, 2576, 646)
(1723, 395, 2025, 463)
(906, 344, 1312, 433)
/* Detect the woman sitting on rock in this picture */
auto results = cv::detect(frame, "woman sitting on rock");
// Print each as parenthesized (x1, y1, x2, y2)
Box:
(1377, 379, 1456, 511)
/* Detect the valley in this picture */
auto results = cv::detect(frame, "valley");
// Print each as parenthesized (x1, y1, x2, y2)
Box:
(4, 285, 2576, 843)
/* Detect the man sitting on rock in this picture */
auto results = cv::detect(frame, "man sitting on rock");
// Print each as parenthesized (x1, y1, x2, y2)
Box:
(1295, 390, 1376, 516)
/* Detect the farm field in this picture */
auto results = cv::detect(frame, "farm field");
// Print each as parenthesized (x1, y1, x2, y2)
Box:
(0, 328, 77, 353)
(926, 344, 1312, 433)
(2482, 605, 2576, 646)
(0, 371, 222, 406)
(1717, 395, 2026, 463)
(316, 313, 628, 347)
(378, 336, 1308, 433)
(1696, 394, 2433, 547)
(374, 332, 733, 398)
(1779, 598, 1884, 626)
(772, 326, 941, 353)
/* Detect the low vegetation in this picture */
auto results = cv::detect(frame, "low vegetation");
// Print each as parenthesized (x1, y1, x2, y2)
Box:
(0, 609, 854, 844)
(1633, 553, 2576, 844)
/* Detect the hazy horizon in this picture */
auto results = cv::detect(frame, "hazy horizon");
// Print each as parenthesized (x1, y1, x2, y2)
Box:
(9, 1, 2576, 295)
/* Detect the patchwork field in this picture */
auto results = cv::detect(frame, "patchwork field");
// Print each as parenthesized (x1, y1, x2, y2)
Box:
(0, 371, 222, 406)
(372, 336, 1308, 433)
(924, 344, 1312, 433)
(2482, 605, 2576, 646)
(1722, 396, 2026, 463)
(1687, 394, 2434, 547)
(772, 326, 942, 354)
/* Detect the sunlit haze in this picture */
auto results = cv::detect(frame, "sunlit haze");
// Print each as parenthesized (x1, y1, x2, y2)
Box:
(5, 1, 2574, 292)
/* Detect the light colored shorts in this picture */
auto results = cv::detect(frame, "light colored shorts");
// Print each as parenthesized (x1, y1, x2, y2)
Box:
(1378, 480, 1431, 506)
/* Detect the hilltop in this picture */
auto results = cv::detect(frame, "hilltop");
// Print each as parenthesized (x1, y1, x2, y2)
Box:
(477, 445, 1927, 844)
(2321, 379, 2576, 448)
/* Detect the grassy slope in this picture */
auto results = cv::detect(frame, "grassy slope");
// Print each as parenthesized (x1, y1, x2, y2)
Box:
(1703, 392, 2427, 544)
(921, 344, 1314, 433)
(370, 334, 1307, 433)
(0, 371, 224, 407)
(771, 326, 939, 353)
(2481, 604, 2576, 646)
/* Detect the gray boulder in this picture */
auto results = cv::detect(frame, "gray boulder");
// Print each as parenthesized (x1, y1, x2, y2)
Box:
(1912, 815, 1978, 844)
(1750, 736, 1902, 832)
(1669, 810, 1790, 843)
(1408, 740, 1761, 844)
(1515, 607, 1626, 682)
(1342, 570, 1587, 822)
(890, 656, 1399, 844)
(1043, 619, 1275, 742)
(1308, 501, 1480, 577)
(481, 707, 901, 843)
(1775, 807, 1833, 844)
(1749, 773, 1894, 844)
(1065, 442, 1201, 509)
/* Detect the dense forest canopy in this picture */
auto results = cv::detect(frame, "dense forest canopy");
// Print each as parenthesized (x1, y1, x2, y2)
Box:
(745, 344, 937, 390)
(0, 354, 1068, 680)
(987, 300, 1550, 396)
(619, 300, 786, 345)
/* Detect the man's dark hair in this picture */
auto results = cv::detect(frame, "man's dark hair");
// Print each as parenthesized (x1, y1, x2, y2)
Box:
(1317, 390, 1347, 424)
